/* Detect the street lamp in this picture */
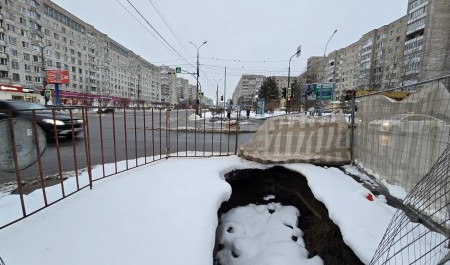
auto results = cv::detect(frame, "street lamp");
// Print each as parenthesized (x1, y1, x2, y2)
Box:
(189, 41, 207, 117)
(319, 29, 337, 116)
(287, 45, 301, 112)
(323, 29, 338, 83)
(213, 78, 222, 108)
(287, 45, 301, 91)
(41, 44, 52, 106)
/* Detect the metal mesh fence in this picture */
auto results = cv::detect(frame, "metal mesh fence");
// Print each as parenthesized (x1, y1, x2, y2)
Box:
(353, 76, 450, 193)
(351, 75, 450, 265)
(369, 142, 450, 265)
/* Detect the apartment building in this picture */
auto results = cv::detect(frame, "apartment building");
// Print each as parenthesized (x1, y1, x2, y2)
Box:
(160, 65, 177, 105)
(0, 0, 163, 106)
(405, 0, 450, 83)
(231, 74, 265, 107)
(313, 0, 449, 96)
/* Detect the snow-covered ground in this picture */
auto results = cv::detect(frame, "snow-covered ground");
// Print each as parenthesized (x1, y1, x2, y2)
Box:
(1, 153, 448, 265)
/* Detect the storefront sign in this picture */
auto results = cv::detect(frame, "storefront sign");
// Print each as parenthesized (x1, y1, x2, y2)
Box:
(0, 84, 23, 92)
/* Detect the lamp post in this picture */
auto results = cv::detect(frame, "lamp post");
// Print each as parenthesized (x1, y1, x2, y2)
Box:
(323, 29, 338, 83)
(319, 29, 337, 116)
(213, 78, 222, 108)
(41, 44, 51, 106)
(287, 45, 301, 112)
(189, 41, 207, 117)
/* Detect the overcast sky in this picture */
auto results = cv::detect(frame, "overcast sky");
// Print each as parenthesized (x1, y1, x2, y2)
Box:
(51, 0, 407, 100)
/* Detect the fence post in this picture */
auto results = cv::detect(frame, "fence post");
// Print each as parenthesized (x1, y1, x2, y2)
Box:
(350, 96, 356, 163)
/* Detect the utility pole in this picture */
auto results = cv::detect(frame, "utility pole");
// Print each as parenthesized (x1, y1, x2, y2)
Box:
(41, 44, 51, 106)
(189, 41, 207, 117)
(137, 64, 141, 108)
(224, 67, 227, 109)
(213, 78, 222, 108)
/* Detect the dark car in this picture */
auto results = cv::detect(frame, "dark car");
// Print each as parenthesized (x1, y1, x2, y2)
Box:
(0, 100, 84, 138)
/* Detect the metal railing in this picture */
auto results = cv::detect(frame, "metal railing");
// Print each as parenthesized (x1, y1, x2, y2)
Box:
(0, 107, 257, 229)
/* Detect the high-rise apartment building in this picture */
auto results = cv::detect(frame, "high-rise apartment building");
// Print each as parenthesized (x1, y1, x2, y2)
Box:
(232, 74, 265, 107)
(0, 0, 163, 106)
(313, 0, 449, 98)
(317, 16, 407, 98)
(405, 0, 450, 84)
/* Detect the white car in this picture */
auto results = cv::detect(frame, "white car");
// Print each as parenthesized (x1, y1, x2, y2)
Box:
(368, 114, 446, 134)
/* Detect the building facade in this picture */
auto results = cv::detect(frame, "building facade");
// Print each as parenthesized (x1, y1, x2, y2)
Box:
(232, 74, 265, 108)
(314, 0, 449, 97)
(0, 0, 165, 106)
(405, 0, 450, 83)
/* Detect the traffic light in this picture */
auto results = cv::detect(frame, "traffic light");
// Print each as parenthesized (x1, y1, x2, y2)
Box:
(40, 89, 45, 96)
(345, 90, 355, 101)
(282, 88, 287, 99)
(221, 95, 223, 101)
(287, 96, 291, 103)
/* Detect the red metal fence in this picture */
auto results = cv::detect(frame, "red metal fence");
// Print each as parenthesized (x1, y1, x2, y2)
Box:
(0, 107, 256, 229)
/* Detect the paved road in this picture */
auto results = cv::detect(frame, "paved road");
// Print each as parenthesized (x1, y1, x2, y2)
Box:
(0, 109, 263, 184)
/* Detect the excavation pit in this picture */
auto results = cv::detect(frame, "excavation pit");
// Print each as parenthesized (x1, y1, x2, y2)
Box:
(215, 166, 364, 265)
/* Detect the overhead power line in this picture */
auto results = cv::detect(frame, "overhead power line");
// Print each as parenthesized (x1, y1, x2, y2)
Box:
(124, 0, 194, 68)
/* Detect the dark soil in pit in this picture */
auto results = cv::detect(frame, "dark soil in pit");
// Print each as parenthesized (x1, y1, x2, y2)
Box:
(215, 166, 364, 265)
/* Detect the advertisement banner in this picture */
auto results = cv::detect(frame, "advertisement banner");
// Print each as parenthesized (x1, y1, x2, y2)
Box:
(45, 70, 70, 84)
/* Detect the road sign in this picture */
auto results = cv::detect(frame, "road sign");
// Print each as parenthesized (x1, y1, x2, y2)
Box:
(296, 45, 302, 58)
(287, 87, 292, 97)
(315, 83, 335, 100)
(44, 89, 51, 97)
(176, 67, 181, 73)
(198, 92, 204, 99)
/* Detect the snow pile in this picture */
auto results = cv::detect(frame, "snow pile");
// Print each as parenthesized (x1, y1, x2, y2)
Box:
(216, 202, 323, 265)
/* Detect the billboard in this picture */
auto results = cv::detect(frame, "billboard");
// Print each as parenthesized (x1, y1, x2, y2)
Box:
(45, 70, 70, 84)
(302, 83, 335, 101)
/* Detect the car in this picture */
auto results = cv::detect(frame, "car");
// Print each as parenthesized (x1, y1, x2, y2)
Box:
(0, 100, 84, 138)
(96, 107, 115, 114)
(368, 113, 446, 135)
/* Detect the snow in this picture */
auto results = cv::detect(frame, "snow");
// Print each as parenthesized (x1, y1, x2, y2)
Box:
(0, 155, 396, 265)
(0, 111, 447, 265)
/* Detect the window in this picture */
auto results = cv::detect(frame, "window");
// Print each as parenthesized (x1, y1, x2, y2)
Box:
(45, 29, 50, 36)
(33, 55, 39, 62)
(34, 76, 42, 82)
(24, 64, 31, 71)
(0, 71, 8, 78)
(19, 17, 27, 25)
(31, 33, 42, 41)
(22, 41, 29, 48)
(7, 24, 15, 32)
(23, 53, 31, 61)
(25, 75, 33, 82)
(34, 66, 41, 72)
(11, 61, 19, 69)
(10, 49, 18, 56)
(6, 11, 14, 20)
(9, 36, 17, 45)
(0, 58, 7, 65)
(13, 73, 20, 81)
